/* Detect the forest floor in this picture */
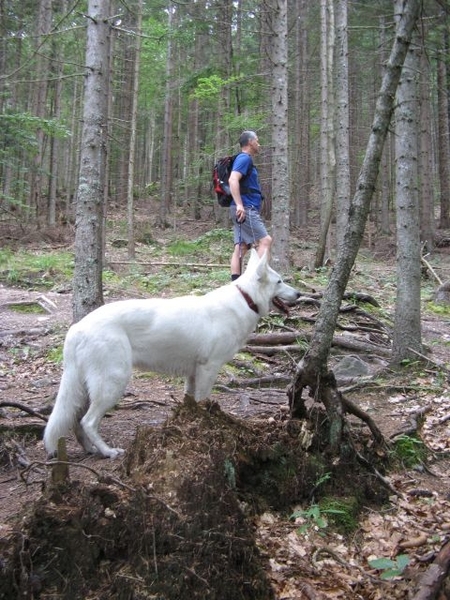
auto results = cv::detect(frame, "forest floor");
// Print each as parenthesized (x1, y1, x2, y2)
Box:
(0, 206, 449, 599)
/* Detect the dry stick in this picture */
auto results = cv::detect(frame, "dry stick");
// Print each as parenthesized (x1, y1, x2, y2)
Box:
(421, 254, 443, 286)
(0, 401, 48, 422)
(407, 347, 450, 374)
(107, 260, 227, 268)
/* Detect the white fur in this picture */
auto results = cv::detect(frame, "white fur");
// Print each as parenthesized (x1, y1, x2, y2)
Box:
(43, 250, 299, 458)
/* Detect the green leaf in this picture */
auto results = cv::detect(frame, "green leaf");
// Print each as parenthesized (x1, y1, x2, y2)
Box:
(368, 557, 395, 570)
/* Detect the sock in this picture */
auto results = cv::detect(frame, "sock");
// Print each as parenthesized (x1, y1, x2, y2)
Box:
(231, 274, 240, 281)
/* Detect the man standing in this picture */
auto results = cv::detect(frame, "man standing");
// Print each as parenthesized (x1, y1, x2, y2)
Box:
(229, 131, 272, 280)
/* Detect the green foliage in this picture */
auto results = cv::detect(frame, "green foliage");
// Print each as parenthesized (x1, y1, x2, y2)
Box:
(8, 302, 47, 315)
(427, 302, 450, 316)
(318, 497, 359, 534)
(191, 74, 233, 100)
(291, 504, 346, 535)
(0, 112, 70, 167)
(167, 229, 231, 259)
(47, 345, 64, 364)
(368, 554, 410, 580)
(224, 458, 236, 489)
(391, 435, 427, 468)
(0, 250, 73, 289)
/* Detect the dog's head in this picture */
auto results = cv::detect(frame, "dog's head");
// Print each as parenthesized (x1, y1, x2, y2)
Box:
(242, 250, 300, 317)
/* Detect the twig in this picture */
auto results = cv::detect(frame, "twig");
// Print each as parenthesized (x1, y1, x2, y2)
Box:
(421, 254, 443, 286)
(107, 260, 227, 268)
(0, 401, 48, 422)
(407, 347, 450, 374)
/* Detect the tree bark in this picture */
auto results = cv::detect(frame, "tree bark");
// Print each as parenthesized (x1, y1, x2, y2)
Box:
(127, 0, 143, 260)
(158, 2, 175, 228)
(335, 0, 350, 252)
(72, 0, 111, 323)
(266, 0, 290, 273)
(315, 0, 335, 268)
(288, 0, 422, 453)
(392, 22, 422, 364)
(437, 49, 450, 229)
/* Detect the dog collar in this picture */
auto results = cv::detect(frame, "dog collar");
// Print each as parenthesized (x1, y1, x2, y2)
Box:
(236, 285, 259, 314)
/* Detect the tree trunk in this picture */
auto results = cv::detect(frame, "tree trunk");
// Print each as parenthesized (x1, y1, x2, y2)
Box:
(335, 0, 350, 251)
(28, 0, 51, 224)
(288, 0, 422, 454)
(315, 0, 335, 268)
(127, 0, 143, 260)
(290, 0, 310, 229)
(437, 51, 450, 229)
(72, 0, 111, 323)
(392, 23, 422, 364)
(158, 2, 175, 228)
(266, 0, 290, 273)
(418, 43, 434, 252)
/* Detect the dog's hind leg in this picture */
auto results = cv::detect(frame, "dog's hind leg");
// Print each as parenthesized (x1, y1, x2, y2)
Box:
(79, 368, 131, 459)
(74, 420, 98, 454)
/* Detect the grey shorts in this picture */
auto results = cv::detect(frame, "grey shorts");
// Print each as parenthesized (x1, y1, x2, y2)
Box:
(230, 205, 269, 246)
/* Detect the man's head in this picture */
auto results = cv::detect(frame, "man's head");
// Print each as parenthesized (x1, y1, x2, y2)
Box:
(239, 130, 260, 155)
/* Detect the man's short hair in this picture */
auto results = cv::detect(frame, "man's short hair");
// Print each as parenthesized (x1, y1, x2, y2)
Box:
(239, 130, 257, 147)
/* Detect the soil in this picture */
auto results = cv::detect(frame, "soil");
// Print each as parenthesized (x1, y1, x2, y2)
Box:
(0, 215, 449, 599)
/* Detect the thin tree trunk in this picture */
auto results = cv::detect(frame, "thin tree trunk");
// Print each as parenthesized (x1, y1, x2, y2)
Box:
(437, 51, 450, 229)
(418, 41, 434, 252)
(288, 0, 422, 454)
(127, 0, 143, 259)
(335, 0, 350, 251)
(158, 2, 175, 227)
(315, 0, 335, 268)
(28, 0, 52, 224)
(72, 0, 111, 323)
(267, 0, 290, 273)
(392, 24, 422, 364)
(291, 0, 310, 229)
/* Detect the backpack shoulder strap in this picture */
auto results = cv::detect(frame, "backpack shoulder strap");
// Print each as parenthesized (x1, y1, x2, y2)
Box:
(233, 152, 253, 179)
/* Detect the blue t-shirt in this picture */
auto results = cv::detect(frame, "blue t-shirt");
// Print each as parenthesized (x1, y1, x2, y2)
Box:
(231, 152, 263, 210)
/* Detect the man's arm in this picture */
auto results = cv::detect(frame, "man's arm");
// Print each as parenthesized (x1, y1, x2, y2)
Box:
(229, 171, 246, 222)
(229, 171, 243, 208)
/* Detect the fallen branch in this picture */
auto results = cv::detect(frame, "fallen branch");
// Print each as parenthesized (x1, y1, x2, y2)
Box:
(107, 260, 227, 268)
(246, 330, 390, 356)
(421, 254, 443, 286)
(0, 401, 48, 422)
(407, 347, 450, 374)
(0, 327, 49, 338)
(411, 539, 450, 600)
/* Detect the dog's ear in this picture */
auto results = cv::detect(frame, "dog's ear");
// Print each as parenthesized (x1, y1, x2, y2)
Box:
(246, 248, 260, 271)
(255, 250, 269, 279)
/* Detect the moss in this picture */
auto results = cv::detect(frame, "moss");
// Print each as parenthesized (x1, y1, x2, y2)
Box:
(318, 496, 360, 534)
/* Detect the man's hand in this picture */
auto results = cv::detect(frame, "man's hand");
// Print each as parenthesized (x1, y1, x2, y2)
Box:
(236, 205, 246, 222)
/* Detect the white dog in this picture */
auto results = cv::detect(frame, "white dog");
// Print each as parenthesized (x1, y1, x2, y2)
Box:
(43, 250, 299, 458)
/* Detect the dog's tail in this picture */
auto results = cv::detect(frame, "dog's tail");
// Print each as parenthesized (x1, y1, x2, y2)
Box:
(43, 358, 88, 456)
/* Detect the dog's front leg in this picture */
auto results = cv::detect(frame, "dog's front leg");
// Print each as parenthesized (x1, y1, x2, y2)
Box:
(184, 374, 196, 397)
(192, 363, 223, 401)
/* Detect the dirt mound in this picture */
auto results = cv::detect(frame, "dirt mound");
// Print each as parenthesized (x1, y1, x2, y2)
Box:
(0, 397, 388, 599)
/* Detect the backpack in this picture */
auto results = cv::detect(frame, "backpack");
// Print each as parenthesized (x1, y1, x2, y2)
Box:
(212, 153, 253, 207)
